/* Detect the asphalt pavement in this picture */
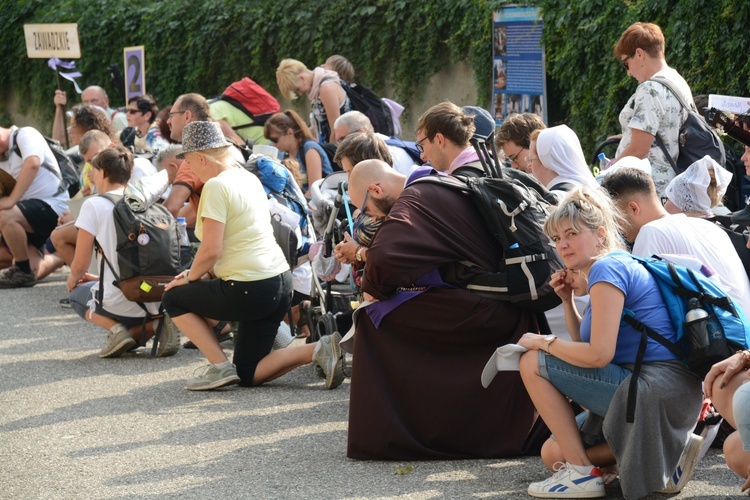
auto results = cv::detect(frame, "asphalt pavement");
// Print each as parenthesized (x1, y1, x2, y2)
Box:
(0, 270, 746, 499)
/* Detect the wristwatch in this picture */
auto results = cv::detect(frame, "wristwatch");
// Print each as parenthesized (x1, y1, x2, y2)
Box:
(544, 334, 557, 351)
(355, 246, 364, 262)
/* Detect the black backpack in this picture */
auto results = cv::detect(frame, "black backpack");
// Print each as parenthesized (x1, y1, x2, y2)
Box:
(96, 194, 181, 305)
(12, 128, 80, 198)
(340, 81, 394, 137)
(649, 76, 726, 175)
(410, 173, 563, 313)
(705, 214, 750, 280)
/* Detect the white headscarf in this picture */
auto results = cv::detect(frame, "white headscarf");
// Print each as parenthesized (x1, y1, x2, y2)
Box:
(536, 125, 598, 188)
(665, 155, 733, 214)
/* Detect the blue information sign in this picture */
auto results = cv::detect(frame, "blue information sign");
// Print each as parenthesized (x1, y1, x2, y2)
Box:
(492, 7, 546, 125)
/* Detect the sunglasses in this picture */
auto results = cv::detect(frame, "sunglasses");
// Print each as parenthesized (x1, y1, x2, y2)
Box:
(126, 108, 142, 115)
(268, 135, 281, 144)
(620, 54, 634, 71)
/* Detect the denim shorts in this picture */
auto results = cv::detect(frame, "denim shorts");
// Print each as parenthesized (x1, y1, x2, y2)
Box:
(734, 382, 750, 452)
(538, 350, 632, 418)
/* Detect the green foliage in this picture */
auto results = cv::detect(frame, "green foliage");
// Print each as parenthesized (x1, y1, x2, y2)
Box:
(6, 0, 750, 156)
(536, 0, 750, 155)
(0, 0, 493, 130)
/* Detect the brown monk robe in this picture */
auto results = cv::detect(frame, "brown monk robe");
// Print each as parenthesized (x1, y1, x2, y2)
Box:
(347, 177, 541, 460)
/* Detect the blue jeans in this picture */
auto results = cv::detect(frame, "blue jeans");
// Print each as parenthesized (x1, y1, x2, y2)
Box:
(538, 350, 632, 418)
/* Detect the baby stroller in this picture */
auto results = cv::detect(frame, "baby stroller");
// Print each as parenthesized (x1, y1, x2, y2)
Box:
(305, 171, 361, 343)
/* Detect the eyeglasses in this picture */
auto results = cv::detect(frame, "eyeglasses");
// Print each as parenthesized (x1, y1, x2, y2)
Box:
(415, 136, 429, 154)
(506, 147, 525, 165)
(620, 54, 634, 71)
(126, 108, 142, 115)
(360, 183, 381, 217)
(526, 155, 539, 165)
(268, 135, 281, 144)
(168, 110, 186, 118)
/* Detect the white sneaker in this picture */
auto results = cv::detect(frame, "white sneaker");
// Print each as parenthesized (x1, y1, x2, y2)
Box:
(658, 433, 703, 493)
(528, 462, 605, 498)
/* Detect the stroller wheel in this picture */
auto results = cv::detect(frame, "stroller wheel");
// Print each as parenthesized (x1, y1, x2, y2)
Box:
(314, 312, 337, 343)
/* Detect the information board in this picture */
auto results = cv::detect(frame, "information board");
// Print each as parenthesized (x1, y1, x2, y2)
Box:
(492, 7, 546, 125)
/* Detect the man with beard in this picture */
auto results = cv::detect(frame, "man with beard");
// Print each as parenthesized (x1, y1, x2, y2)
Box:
(344, 159, 540, 460)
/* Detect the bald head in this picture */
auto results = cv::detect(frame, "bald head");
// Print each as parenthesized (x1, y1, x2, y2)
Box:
(82, 86, 109, 109)
(348, 159, 406, 219)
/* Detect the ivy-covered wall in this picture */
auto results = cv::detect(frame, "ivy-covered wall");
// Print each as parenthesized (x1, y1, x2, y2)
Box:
(3, 0, 750, 157)
(0, 0, 492, 129)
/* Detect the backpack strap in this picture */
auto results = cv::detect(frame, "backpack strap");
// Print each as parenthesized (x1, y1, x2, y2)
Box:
(647, 77, 694, 175)
(621, 310, 684, 423)
(12, 128, 66, 196)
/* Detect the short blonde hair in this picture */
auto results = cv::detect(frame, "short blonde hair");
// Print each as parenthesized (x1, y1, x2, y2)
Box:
(276, 59, 308, 100)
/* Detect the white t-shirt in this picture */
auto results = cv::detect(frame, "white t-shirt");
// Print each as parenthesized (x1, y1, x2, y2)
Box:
(196, 167, 289, 282)
(633, 214, 750, 315)
(75, 189, 158, 318)
(1, 126, 70, 215)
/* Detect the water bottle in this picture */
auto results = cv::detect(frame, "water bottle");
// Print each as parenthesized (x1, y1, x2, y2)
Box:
(176, 217, 190, 246)
(684, 298, 710, 349)
(597, 152, 611, 172)
(176, 217, 191, 266)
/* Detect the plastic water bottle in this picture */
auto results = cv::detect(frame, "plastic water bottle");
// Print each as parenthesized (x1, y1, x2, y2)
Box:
(685, 298, 710, 349)
(176, 217, 190, 247)
(597, 152, 610, 172)
(176, 217, 191, 266)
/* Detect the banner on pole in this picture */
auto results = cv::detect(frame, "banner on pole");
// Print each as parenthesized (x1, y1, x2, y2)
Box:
(24, 24, 80, 59)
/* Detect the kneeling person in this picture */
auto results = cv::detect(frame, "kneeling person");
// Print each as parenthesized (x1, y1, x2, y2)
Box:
(66, 147, 180, 358)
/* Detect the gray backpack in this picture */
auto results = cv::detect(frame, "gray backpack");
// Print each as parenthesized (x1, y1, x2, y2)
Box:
(650, 76, 726, 174)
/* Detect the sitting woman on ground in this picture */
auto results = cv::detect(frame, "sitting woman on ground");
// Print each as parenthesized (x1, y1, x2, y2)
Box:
(67, 146, 180, 358)
(276, 58, 351, 144)
(705, 351, 750, 495)
(664, 155, 733, 217)
(517, 186, 703, 499)
(263, 110, 333, 198)
(162, 121, 344, 391)
(527, 125, 598, 200)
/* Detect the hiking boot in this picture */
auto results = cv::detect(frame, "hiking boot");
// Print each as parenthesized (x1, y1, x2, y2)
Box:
(99, 324, 136, 358)
(658, 433, 703, 493)
(185, 363, 241, 391)
(0, 265, 37, 289)
(528, 462, 605, 498)
(313, 332, 344, 390)
(156, 314, 181, 358)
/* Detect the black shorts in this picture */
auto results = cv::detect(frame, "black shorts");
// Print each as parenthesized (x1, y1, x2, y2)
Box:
(17, 199, 59, 249)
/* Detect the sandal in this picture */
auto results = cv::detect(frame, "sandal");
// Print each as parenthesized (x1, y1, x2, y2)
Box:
(183, 321, 234, 349)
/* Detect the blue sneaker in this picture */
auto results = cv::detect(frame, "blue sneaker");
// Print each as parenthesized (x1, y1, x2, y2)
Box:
(528, 462, 605, 498)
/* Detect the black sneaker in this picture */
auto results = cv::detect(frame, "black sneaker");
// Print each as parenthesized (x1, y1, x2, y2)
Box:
(0, 266, 37, 289)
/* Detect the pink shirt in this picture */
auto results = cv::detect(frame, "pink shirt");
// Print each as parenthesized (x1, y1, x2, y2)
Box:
(447, 147, 480, 174)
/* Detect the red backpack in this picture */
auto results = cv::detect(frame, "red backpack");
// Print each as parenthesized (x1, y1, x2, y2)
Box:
(217, 77, 280, 127)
